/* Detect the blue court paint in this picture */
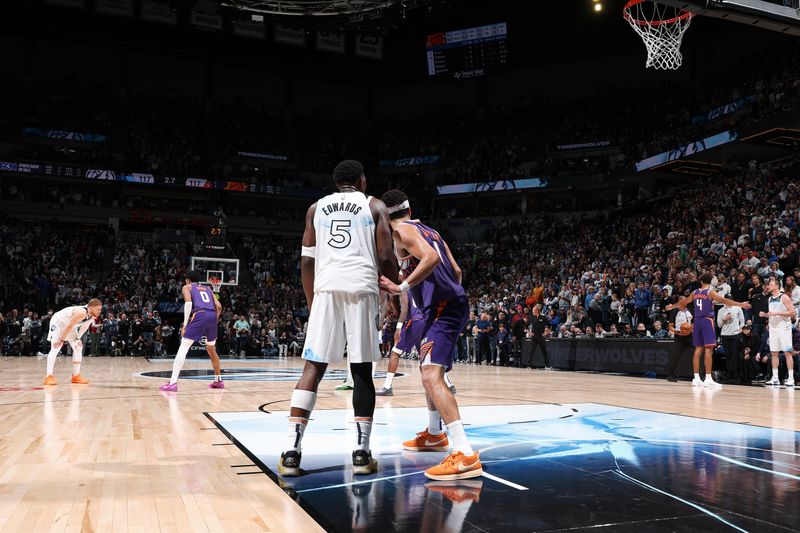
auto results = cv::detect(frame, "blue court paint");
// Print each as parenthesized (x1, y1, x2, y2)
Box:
(208, 403, 800, 532)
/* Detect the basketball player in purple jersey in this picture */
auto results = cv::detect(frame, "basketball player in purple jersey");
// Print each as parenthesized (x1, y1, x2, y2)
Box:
(379, 189, 482, 481)
(376, 271, 457, 396)
(667, 272, 750, 388)
(159, 270, 223, 391)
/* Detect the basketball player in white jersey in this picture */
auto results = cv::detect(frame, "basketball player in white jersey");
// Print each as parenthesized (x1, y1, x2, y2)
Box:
(279, 160, 399, 477)
(761, 277, 796, 386)
(43, 298, 103, 385)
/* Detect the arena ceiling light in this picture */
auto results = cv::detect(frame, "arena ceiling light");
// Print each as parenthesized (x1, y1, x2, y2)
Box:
(221, 0, 400, 17)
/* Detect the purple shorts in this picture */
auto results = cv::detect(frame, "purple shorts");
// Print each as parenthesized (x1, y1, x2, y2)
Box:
(381, 324, 396, 344)
(183, 310, 218, 343)
(692, 317, 716, 347)
(395, 315, 426, 354)
(417, 296, 469, 372)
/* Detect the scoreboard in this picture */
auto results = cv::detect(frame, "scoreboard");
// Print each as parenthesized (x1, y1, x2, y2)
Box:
(425, 22, 509, 80)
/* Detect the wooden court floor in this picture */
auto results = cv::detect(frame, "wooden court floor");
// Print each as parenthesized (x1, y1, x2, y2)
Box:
(0, 355, 797, 533)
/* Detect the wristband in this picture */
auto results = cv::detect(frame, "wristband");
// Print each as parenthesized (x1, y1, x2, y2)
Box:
(399, 281, 410, 293)
(396, 322, 403, 330)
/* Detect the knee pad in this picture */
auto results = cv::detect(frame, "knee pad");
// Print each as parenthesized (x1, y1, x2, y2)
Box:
(291, 389, 317, 412)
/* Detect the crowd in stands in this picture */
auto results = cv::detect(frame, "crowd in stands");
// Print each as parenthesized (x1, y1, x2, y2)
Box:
(449, 160, 800, 382)
(0, 215, 307, 358)
(2, 42, 799, 186)
(2, 157, 800, 385)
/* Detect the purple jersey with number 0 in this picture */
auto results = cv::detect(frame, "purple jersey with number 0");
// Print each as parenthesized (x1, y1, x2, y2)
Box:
(190, 283, 216, 313)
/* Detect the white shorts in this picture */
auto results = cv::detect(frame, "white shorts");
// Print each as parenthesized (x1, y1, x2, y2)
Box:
(769, 328, 794, 353)
(47, 321, 79, 343)
(301, 291, 381, 364)
(48, 319, 92, 341)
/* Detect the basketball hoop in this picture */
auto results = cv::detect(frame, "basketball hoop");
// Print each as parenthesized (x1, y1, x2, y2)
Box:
(209, 277, 222, 294)
(623, 0, 694, 70)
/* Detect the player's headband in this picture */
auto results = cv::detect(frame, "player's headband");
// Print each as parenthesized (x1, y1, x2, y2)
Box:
(387, 200, 410, 214)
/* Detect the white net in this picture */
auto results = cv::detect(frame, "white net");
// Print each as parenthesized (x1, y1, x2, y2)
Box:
(624, 0, 694, 70)
(209, 277, 222, 294)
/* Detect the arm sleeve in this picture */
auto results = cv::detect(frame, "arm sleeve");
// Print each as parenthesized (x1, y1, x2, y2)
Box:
(183, 302, 192, 325)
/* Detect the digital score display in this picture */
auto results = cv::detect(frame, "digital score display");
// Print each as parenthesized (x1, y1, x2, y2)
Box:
(425, 22, 509, 80)
(206, 224, 227, 249)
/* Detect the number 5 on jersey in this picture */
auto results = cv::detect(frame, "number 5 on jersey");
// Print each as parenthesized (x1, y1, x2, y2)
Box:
(328, 220, 352, 249)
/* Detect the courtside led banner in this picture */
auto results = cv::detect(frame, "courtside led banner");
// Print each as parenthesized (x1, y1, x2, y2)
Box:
(635, 129, 737, 172)
(0, 159, 318, 197)
(437, 177, 547, 195)
(379, 155, 440, 168)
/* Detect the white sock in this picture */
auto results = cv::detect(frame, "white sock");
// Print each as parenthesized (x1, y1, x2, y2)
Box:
(384, 372, 395, 389)
(693, 373, 700, 380)
(72, 351, 82, 376)
(445, 420, 474, 456)
(443, 373, 454, 388)
(287, 416, 308, 452)
(355, 417, 373, 451)
(773, 368, 779, 379)
(428, 409, 443, 436)
(215, 374, 221, 382)
(46, 345, 61, 376)
(169, 338, 194, 384)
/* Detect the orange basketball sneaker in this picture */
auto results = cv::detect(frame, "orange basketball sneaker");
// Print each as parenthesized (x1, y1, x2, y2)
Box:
(71, 374, 89, 384)
(424, 451, 482, 481)
(44, 375, 58, 386)
(402, 428, 449, 452)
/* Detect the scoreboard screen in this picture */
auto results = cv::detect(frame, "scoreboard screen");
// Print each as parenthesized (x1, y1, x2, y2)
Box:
(425, 22, 509, 80)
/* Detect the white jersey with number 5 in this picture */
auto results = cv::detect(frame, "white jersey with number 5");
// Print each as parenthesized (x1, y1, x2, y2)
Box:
(313, 191, 378, 295)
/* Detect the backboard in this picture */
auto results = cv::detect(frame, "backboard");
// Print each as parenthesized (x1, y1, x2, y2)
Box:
(191, 256, 240, 286)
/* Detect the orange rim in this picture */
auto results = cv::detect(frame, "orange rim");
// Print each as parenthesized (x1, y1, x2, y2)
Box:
(623, 0, 693, 27)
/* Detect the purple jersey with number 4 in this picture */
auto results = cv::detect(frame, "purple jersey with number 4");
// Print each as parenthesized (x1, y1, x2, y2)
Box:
(692, 287, 716, 346)
(692, 288, 713, 318)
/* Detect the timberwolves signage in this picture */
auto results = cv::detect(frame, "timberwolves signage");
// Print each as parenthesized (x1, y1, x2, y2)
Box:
(523, 339, 689, 376)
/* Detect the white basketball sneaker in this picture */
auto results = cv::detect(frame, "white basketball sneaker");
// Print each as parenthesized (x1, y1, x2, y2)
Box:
(691, 377, 703, 387)
(703, 378, 722, 389)
(784, 377, 795, 387)
(767, 377, 781, 386)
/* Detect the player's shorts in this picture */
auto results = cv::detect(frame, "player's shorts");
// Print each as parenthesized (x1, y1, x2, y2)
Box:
(768, 327, 793, 353)
(47, 321, 85, 343)
(417, 296, 469, 373)
(692, 317, 717, 347)
(302, 291, 381, 364)
(395, 315, 426, 354)
(381, 323, 396, 344)
(183, 310, 218, 344)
